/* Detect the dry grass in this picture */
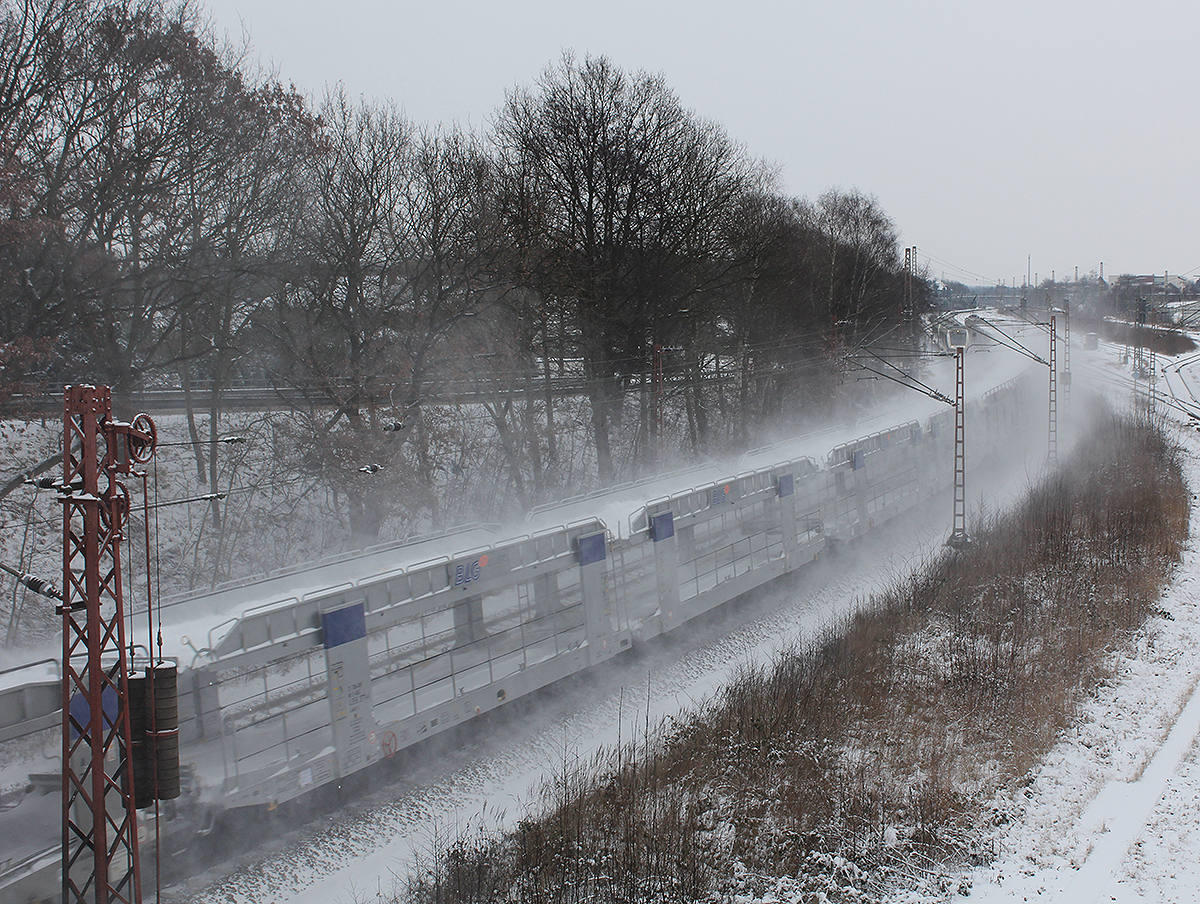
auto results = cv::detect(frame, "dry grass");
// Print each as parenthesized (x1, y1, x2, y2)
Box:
(391, 408, 1189, 904)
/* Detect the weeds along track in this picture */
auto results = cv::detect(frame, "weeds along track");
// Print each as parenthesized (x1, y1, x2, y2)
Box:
(397, 408, 1188, 904)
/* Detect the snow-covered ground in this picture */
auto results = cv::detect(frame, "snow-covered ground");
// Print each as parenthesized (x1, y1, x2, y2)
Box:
(684, 326, 1200, 904)
(957, 374, 1200, 903)
(10, 323, 1199, 904)
(178, 326, 1200, 904)
(964, 546, 1200, 902)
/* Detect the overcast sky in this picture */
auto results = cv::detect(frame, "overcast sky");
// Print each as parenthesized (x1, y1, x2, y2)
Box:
(202, 0, 1198, 287)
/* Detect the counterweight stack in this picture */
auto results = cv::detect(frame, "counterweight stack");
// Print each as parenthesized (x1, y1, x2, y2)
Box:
(128, 664, 181, 810)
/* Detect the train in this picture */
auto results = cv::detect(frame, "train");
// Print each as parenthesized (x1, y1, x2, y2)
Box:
(0, 349, 1036, 900)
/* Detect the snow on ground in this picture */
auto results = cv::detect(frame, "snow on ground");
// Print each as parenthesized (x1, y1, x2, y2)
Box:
(890, 334, 1200, 904)
(683, 331, 1200, 904)
(959, 415, 1200, 904)
(671, 329, 1200, 904)
(16, 327, 1200, 903)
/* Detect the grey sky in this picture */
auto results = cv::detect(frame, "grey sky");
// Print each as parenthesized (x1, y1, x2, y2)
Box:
(203, 0, 1198, 286)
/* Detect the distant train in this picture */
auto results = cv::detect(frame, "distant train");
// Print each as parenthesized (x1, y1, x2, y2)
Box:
(0, 361, 1034, 900)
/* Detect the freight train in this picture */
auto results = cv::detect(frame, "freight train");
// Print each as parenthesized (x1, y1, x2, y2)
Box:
(0, 352, 1036, 900)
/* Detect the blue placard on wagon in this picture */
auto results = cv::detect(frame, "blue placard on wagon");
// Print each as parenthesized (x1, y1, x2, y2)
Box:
(322, 602, 366, 648)
(651, 511, 675, 542)
(577, 532, 606, 566)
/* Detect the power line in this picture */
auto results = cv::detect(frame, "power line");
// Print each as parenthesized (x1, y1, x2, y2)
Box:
(917, 250, 997, 286)
(966, 315, 1050, 367)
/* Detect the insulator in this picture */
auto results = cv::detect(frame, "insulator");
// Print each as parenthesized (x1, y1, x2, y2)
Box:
(0, 562, 60, 599)
(31, 476, 83, 491)
(23, 575, 61, 599)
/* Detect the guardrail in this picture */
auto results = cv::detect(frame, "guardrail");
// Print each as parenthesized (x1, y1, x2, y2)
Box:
(2, 372, 744, 417)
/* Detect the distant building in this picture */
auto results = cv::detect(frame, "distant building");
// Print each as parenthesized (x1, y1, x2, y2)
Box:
(1111, 274, 1199, 322)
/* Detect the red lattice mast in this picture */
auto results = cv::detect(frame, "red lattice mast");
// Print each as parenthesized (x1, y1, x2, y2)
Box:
(60, 386, 155, 904)
(1048, 315, 1057, 464)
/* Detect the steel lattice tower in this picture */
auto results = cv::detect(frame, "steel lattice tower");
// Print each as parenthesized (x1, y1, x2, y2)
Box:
(950, 346, 968, 547)
(902, 247, 917, 372)
(1149, 343, 1157, 415)
(60, 386, 154, 904)
(1048, 315, 1057, 464)
(1062, 301, 1071, 418)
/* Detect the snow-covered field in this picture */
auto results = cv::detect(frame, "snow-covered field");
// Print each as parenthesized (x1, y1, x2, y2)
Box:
(8, 326, 1199, 904)
(174, 332, 1200, 904)
(744, 335, 1200, 904)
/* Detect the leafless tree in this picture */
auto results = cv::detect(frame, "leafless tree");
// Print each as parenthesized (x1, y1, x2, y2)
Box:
(803, 188, 902, 348)
(495, 53, 762, 482)
(8, 1, 265, 401)
(172, 69, 318, 583)
(265, 97, 500, 541)
(0, 0, 89, 352)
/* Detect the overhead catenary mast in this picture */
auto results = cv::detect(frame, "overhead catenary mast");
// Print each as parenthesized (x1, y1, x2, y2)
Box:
(59, 386, 156, 904)
(1048, 315, 1058, 464)
(1062, 297, 1071, 416)
(946, 327, 970, 550)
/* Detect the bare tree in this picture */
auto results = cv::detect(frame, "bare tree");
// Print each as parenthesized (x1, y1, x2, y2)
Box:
(384, 127, 507, 524)
(0, 0, 89, 352)
(0, 0, 91, 148)
(495, 53, 761, 483)
(8, 1, 267, 400)
(804, 188, 902, 347)
(172, 71, 318, 583)
(265, 98, 500, 541)
(262, 91, 410, 543)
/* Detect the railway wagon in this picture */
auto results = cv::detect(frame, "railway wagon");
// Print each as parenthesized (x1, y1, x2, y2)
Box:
(161, 369, 1033, 813)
